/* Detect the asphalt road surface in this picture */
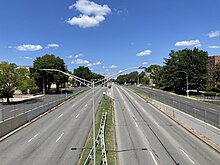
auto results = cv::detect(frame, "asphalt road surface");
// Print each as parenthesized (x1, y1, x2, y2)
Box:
(0, 87, 104, 165)
(130, 86, 220, 127)
(113, 85, 220, 165)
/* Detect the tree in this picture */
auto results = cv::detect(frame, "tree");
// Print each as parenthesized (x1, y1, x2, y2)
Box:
(214, 62, 220, 87)
(33, 54, 68, 93)
(159, 48, 208, 92)
(73, 66, 92, 86)
(73, 66, 104, 86)
(0, 62, 18, 103)
(116, 71, 139, 85)
(17, 68, 38, 94)
(145, 65, 162, 86)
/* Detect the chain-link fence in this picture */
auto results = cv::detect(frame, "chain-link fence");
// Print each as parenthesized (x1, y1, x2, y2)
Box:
(147, 92, 220, 128)
(0, 88, 87, 122)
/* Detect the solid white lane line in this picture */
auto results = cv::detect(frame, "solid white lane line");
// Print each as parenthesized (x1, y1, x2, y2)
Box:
(180, 149, 195, 164)
(11, 108, 18, 112)
(193, 108, 200, 112)
(58, 114, 63, 119)
(56, 132, 64, 142)
(154, 121, 159, 127)
(134, 122, 139, 128)
(208, 108, 218, 112)
(28, 133, 40, 143)
(149, 151, 158, 165)
(76, 114, 80, 118)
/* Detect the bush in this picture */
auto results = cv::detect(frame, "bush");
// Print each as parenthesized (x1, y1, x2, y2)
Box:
(204, 91, 217, 96)
(206, 87, 220, 93)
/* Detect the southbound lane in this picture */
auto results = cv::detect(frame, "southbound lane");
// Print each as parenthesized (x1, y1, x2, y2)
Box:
(0, 87, 104, 165)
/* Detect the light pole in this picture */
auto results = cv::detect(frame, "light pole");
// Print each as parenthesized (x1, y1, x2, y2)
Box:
(177, 71, 189, 97)
(40, 66, 143, 165)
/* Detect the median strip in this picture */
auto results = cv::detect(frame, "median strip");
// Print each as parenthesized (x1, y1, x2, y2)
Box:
(78, 96, 116, 165)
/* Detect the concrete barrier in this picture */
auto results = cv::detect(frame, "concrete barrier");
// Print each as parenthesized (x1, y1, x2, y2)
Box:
(151, 99, 220, 147)
(0, 99, 66, 139)
(0, 113, 27, 138)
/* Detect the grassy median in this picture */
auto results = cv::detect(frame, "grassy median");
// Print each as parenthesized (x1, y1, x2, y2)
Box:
(78, 95, 116, 165)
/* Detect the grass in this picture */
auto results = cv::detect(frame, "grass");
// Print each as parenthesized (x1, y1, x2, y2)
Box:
(78, 95, 116, 165)
(128, 87, 149, 100)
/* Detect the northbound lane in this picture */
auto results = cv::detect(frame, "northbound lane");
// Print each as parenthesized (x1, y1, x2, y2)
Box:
(113, 85, 220, 165)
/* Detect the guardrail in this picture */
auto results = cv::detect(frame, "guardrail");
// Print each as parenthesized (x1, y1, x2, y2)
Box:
(84, 112, 108, 165)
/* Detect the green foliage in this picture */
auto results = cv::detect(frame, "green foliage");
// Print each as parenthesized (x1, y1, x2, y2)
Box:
(206, 87, 220, 93)
(0, 62, 18, 103)
(145, 65, 163, 86)
(33, 54, 68, 93)
(158, 48, 208, 92)
(204, 91, 217, 96)
(16, 68, 38, 94)
(116, 71, 139, 85)
(214, 62, 220, 85)
(73, 66, 104, 86)
(73, 66, 92, 81)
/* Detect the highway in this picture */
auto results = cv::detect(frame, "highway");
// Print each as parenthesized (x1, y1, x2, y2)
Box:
(0, 87, 104, 165)
(113, 85, 220, 165)
(130, 86, 220, 127)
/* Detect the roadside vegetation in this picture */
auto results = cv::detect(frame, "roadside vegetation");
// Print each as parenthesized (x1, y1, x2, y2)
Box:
(78, 95, 116, 165)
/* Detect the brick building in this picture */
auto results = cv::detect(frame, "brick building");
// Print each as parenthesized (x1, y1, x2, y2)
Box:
(207, 56, 220, 87)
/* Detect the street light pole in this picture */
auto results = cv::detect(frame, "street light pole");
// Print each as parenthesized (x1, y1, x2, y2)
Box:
(92, 81, 96, 164)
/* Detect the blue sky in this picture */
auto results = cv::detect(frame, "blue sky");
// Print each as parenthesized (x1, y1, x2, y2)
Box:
(1, 0, 220, 75)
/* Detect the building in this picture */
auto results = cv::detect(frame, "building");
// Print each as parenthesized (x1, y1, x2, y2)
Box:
(207, 56, 220, 87)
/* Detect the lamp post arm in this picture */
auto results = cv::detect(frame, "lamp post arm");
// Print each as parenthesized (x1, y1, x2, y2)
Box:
(39, 69, 92, 89)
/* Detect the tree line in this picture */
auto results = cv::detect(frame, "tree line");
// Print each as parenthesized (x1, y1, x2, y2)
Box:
(117, 48, 220, 94)
(0, 54, 103, 103)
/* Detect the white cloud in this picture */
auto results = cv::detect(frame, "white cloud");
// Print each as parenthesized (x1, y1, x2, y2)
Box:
(46, 44, 59, 48)
(67, 53, 84, 59)
(113, 8, 128, 16)
(207, 45, 220, 49)
(70, 0, 111, 16)
(67, 0, 111, 28)
(86, 63, 93, 67)
(103, 65, 117, 69)
(67, 15, 105, 28)
(8, 46, 13, 49)
(175, 40, 201, 47)
(207, 31, 220, 38)
(74, 53, 84, 58)
(24, 56, 33, 60)
(71, 59, 89, 65)
(93, 61, 101, 65)
(142, 62, 148, 65)
(86, 61, 101, 67)
(136, 50, 152, 57)
(16, 44, 43, 51)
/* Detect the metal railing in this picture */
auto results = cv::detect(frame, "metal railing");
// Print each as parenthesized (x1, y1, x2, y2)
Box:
(84, 112, 108, 165)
